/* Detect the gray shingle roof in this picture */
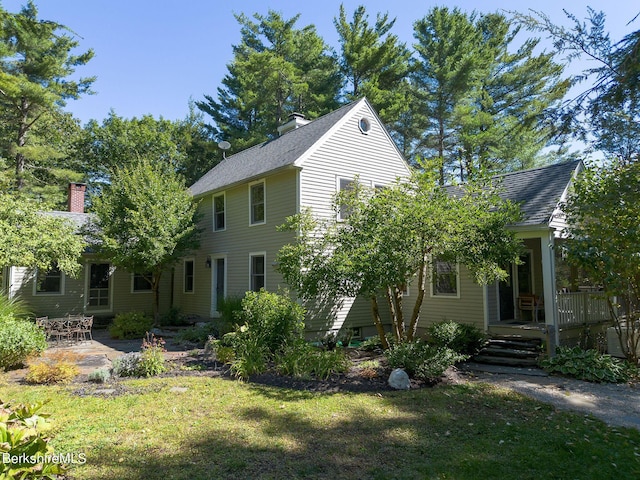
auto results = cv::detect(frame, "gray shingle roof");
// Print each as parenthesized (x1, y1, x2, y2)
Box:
(45, 211, 92, 229)
(495, 160, 581, 227)
(189, 100, 364, 197)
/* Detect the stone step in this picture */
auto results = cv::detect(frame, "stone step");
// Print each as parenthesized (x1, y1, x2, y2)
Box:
(472, 354, 540, 367)
(485, 339, 542, 352)
(478, 346, 540, 359)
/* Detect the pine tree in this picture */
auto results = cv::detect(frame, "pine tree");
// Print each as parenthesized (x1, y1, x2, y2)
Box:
(334, 5, 411, 124)
(197, 10, 340, 152)
(0, 1, 94, 192)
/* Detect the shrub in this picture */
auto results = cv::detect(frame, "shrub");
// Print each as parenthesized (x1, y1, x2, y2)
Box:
(159, 306, 188, 326)
(540, 346, 634, 383)
(427, 320, 486, 355)
(25, 352, 80, 384)
(210, 341, 234, 364)
(235, 290, 305, 354)
(360, 335, 385, 352)
(138, 333, 167, 377)
(109, 311, 154, 339)
(0, 318, 47, 370)
(0, 400, 66, 479)
(175, 322, 218, 346)
(88, 368, 111, 383)
(385, 340, 467, 382)
(112, 352, 142, 377)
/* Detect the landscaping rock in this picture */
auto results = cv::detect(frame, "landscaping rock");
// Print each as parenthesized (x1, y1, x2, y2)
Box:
(169, 386, 188, 393)
(388, 368, 410, 390)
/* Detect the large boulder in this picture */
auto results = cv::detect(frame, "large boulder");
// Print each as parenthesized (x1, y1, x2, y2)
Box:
(388, 368, 410, 390)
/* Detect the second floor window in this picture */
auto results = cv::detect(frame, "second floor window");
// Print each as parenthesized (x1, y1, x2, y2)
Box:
(213, 193, 225, 231)
(250, 181, 265, 224)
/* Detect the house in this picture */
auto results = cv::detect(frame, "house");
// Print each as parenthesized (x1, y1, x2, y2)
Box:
(174, 99, 609, 346)
(2, 183, 171, 319)
(173, 98, 412, 336)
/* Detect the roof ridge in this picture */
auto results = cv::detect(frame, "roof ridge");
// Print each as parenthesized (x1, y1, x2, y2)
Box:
(493, 160, 581, 180)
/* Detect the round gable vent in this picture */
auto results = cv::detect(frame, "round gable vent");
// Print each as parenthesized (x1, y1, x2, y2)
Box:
(358, 117, 371, 134)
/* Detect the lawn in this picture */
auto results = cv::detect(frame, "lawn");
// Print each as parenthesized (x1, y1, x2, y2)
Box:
(2, 376, 640, 479)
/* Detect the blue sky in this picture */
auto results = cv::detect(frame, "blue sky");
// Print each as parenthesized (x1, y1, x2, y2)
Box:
(1, 1, 638, 125)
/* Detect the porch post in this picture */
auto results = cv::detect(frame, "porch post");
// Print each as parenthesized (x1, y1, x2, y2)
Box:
(541, 231, 559, 352)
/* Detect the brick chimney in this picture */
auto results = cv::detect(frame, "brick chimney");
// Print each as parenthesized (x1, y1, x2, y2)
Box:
(68, 182, 87, 213)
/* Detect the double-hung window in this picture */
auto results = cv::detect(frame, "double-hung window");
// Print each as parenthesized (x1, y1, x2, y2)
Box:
(250, 253, 265, 292)
(338, 177, 355, 221)
(35, 264, 63, 295)
(250, 181, 265, 225)
(432, 258, 459, 297)
(132, 272, 153, 293)
(213, 193, 226, 231)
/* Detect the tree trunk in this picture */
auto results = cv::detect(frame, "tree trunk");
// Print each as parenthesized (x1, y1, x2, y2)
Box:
(152, 271, 163, 326)
(385, 286, 400, 342)
(370, 295, 389, 349)
(15, 102, 29, 190)
(407, 254, 428, 342)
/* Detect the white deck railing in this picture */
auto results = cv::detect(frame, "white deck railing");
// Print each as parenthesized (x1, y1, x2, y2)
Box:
(556, 292, 611, 328)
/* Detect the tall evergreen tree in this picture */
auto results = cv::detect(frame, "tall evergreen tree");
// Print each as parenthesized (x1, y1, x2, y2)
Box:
(197, 10, 341, 152)
(412, 8, 568, 183)
(334, 4, 411, 124)
(0, 1, 94, 192)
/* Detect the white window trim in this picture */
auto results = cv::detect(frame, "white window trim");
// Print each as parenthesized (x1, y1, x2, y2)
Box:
(249, 251, 267, 292)
(336, 176, 355, 221)
(213, 192, 226, 232)
(430, 259, 461, 299)
(33, 267, 65, 296)
(249, 179, 266, 226)
(211, 254, 227, 317)
(183, 258, 195, 294)
(131, 272, 153, 294)
(84, 261, 114, 314)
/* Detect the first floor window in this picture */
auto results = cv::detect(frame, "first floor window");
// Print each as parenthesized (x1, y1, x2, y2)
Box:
(184, 260, 194, 293)
(36, 264, 62, 294)
(250, 254, 265, 292)
(133, 272, 153, 292)
(432, 259, 459, 296)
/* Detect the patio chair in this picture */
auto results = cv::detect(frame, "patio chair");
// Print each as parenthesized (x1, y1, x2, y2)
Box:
(517, 294, 544, 323)
(73, 315, 93, 343)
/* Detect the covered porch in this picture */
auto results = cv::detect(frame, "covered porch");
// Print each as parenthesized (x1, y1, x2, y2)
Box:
(486, 231, 613, 349)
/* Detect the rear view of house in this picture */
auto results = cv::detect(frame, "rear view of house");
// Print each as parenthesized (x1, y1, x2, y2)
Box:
(173, 98, 412, 336)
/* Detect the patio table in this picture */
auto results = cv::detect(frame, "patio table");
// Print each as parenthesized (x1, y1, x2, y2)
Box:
(37, 315, 93, 344)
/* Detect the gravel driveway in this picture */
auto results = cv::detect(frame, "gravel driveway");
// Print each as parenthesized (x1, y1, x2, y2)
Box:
(462, 362, 640, 431)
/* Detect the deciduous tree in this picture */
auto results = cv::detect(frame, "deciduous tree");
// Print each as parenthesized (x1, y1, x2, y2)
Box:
(277, 161, 522, 347)
(563, 161, 640, 364)
(0, 194, 85, 277)
(90, 161, 201, 320)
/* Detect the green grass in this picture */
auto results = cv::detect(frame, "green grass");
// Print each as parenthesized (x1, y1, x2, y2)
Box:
(2, 376, 640, 479)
